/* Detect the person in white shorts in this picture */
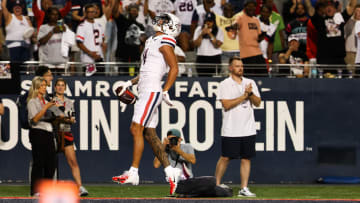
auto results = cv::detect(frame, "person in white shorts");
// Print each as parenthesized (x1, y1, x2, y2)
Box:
(214, 56, 261, 197)
(112, 13, 182, 195)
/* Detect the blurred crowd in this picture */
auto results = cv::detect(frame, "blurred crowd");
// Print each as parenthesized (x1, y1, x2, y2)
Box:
(0, 0, 359, 77)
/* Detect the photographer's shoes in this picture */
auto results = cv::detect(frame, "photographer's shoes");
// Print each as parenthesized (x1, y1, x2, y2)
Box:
(112, 170, 139, 185)
(164, 167, 181, 195)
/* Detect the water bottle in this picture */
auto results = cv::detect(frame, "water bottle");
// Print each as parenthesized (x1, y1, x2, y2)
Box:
(311, 67, 317, 78)
(187, 67, 193, 77)
(318, 68, 323, 79)
(337, 69, 342, 79)
(349, 70, 353, 79)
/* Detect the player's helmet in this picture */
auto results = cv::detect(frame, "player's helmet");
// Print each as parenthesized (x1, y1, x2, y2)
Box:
(152, 13, 181, 38)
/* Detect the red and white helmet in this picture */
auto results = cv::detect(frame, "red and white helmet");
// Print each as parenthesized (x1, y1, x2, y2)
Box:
(152, 13, 181, 38)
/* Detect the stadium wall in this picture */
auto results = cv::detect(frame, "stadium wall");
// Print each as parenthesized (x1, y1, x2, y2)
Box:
(0, 76, 359, 184)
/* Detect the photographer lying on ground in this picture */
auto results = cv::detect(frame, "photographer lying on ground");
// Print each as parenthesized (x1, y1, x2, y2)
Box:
(154, 129, 232, 197)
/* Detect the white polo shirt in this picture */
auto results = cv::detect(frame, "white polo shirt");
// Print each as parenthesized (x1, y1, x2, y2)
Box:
(217, 76, 260, 137)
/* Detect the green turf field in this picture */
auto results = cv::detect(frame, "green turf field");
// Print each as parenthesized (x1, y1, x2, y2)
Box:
(0, 184, 359, 199)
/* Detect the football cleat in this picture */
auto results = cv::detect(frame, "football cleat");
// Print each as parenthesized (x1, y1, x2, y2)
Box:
(165, 167, 181, 195)
(112, 171, 139, 185)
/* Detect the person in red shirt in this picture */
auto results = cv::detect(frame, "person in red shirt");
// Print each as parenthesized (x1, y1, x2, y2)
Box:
(32, 0, 72, 31)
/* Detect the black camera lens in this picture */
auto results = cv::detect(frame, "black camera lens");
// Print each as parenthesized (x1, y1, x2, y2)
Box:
(169, 137, 178, 146)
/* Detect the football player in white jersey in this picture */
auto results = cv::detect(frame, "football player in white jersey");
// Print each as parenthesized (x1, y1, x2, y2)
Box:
(112, 13, 182, 195)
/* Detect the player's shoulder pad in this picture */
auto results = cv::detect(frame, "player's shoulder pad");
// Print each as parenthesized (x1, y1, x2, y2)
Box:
(160, 34, 176, 48)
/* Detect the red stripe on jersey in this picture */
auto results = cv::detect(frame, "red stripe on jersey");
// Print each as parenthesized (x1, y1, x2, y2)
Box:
(140, 92, 155, 125)
(163, 37, 176, 44)
(76, 35, 84, 40)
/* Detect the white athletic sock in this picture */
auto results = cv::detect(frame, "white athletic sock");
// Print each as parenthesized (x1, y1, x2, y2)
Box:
(129, 166, 138, 174)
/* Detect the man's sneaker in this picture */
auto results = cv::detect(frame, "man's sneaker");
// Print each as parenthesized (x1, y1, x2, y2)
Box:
(165, 167, 181, 195)
(112, 171, 139, 185)
(79, 186, 89, 197)
(238, 187, 256, 197)
(85, 64, 97, 77)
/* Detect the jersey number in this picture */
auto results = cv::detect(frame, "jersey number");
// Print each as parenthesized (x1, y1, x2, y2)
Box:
(142, 48, 149, 65)
(94, 29, 100, 46)
(179, 1, 194, 12)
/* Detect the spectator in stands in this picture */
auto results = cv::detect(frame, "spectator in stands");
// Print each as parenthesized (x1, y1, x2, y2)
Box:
(216, 3, 240, 75)
(279, 35, 309, 77)
(285, 2, 309, 54)
(193, 12, 223, 76)
(71, 0, 102, 30)
(255, 0, 278, 15)
(6, 0, 27, 15)
(344, 5, 360, 77)
(2, 0, 34, 63)
(229, 0, 244, 13)
(306, 1, 327, 63)
(122, 0, 146, 26)
(190, 0, 223, 38)
(174, 0, 199, 52)
(282, 0, 315, 25)
(258, 5, 277, 63)
(311, 0, 357, 76)
(231, 0, 267, 76)
(76, 4, 105, 76)
(38, 7, 74, 74)
(53, 78, 89, 196)
(114, 3, 145, 75)
(262, 0, 285, 63)
(32, 0, 72, 31)
(27, 76, 56, 196)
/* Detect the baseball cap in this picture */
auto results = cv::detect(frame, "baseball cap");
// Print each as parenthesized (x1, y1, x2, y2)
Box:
(167, 129, 181, 138)
(288, 35, 299, 42)
(204, 12, 216, 22)
(14, 0, 23, 6)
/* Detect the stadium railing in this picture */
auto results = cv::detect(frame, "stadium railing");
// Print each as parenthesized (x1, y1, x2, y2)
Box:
(0, 61, 358, 78)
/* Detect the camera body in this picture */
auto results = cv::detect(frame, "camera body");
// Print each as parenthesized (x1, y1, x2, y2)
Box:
(165, 137, 179, 153)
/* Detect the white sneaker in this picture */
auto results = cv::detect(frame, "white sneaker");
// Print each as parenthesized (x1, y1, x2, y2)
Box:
(79, 186, 88, 197)
(238, 187, 256, 197)
(164, 167, 181, 195)
(112, 170, 139, 185)
(85, 64, 97, 77)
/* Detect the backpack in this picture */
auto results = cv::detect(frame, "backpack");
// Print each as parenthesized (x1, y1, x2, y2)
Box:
(175, 176, 233, 197)
(16, 91, 30, 130)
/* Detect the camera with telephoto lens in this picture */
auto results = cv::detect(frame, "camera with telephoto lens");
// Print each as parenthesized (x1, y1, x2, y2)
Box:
(165, 137, 179, 153)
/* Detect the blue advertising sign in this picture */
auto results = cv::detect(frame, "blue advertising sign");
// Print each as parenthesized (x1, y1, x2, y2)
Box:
(0, 76, 359, 183)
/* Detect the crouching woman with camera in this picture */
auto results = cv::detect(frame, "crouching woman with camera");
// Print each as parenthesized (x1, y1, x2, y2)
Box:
(27, 77, 57, 196)
(53, 78, 88, 196)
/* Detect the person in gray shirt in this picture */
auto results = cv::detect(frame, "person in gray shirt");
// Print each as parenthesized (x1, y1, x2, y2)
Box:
(27, 76, 56, 196)
(153, 129, 196, 181)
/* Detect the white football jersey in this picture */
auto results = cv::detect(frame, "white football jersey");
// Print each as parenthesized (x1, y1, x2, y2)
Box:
(76, 20, 104, 63)
(138, 34, 176, 93)
(174, 0, 198, 26)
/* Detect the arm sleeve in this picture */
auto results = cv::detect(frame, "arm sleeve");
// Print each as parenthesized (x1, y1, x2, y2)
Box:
(160, 35, 176, 48)
(37, 25, 48, 40)
(251, 80, 261, 98)
(27, 99, 38, 121)
(76, 24, 85, 43)
(217, 80, 231, 100)
(193, 26, 201, 41)
(216, 28, 224, 43)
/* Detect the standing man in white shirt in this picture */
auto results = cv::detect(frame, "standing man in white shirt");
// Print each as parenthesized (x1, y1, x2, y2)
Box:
(215, 56, 261, 197)
(76, 3, 105, 76)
